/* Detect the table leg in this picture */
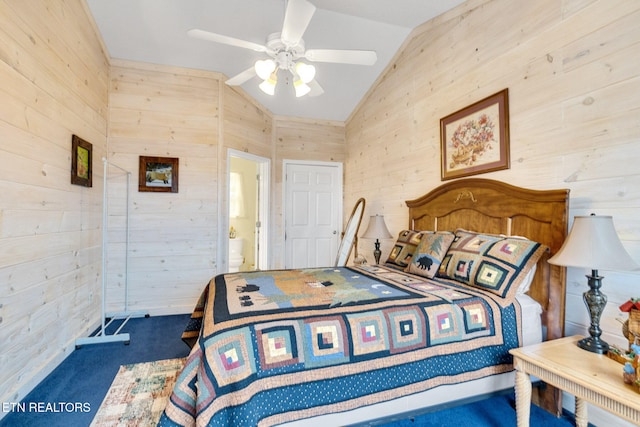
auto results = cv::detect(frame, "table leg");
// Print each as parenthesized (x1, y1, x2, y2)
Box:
(514, 369, 532, 427)
(575, 397, 588, 427)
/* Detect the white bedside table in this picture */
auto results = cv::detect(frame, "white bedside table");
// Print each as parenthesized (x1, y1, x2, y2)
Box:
(509, 335, 640, 427)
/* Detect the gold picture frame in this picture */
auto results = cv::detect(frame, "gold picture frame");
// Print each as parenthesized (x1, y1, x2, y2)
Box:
(440, 89, 510, 181)
(138, 156, 179, 193)
(71, 134, 92, 187)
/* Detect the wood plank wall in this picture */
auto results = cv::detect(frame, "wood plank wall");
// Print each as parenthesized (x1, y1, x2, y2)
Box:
(104, 64, 348, 305)
(0, 0, 109, 408)
(345, 0, 639, 424)
(106, 60, 220, 314)
(3, 1, 637, 426)
(102, 63, 345, 310)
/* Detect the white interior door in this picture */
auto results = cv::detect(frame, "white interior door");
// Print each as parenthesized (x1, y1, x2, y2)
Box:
(284, 161, 342, 269)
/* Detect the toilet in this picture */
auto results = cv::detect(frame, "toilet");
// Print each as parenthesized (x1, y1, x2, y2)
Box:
(228, 238, 244, 272)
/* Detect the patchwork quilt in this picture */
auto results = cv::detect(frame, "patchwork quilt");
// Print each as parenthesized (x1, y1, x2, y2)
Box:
(158, 265, 522, 427)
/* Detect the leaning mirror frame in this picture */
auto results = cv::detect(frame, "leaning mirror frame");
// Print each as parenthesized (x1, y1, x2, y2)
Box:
(335, 198, 366, 267)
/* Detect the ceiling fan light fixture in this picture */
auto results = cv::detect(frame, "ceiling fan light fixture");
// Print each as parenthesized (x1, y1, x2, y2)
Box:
(254, 59, 276, 80)
(259, 72, 278, 96)
(188, 0, 376, 99)
(294, 79, 311, 97)
(295, 62, 315, 83)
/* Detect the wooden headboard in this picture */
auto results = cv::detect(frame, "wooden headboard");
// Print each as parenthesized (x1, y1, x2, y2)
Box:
(406, 178, 569, 341)
(406, 178, 569, 415)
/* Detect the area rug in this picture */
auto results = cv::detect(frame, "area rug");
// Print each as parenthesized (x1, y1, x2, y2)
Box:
(91, 358, 186, 427)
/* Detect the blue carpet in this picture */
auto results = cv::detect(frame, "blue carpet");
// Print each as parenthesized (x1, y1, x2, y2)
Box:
(370, 392, 576, 426)
(0, 314, 191, 427)
(0, 315, 576, 426)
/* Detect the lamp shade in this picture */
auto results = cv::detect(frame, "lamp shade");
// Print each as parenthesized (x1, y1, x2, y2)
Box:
(294, 79, 311, 97)
(254, 59, 276, 80)
(258, 72, 277, 96)
(548, 215, 639, 271)
(361, 215, 393, 240)
(295, 62, 316, 83)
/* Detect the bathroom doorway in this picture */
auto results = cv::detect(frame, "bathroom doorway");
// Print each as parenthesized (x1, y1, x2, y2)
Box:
(227, 149, 270, 272)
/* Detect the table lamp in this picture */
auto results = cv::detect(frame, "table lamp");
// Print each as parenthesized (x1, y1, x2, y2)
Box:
(361, 214, 393, 264)
(548, 214, 640, 354)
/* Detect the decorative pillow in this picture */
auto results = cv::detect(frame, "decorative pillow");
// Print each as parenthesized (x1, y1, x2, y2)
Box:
(385, 230, 426, 270)
(437, 229, 547, 303)
(405, 231, 455, 279)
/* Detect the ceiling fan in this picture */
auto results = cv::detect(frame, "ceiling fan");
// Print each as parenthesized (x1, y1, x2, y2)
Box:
(187, 0, 377, 97)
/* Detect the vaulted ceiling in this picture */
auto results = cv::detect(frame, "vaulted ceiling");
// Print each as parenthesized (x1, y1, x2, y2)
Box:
(87, 0, 466, 121)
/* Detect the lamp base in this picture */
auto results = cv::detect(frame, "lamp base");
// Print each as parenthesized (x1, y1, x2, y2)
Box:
(577, 336, 609, 354)
(579, 270, 609, 354)
(373, 238, 382, 265)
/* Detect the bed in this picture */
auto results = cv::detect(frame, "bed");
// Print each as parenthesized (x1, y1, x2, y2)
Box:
(159, 178, 569, 427)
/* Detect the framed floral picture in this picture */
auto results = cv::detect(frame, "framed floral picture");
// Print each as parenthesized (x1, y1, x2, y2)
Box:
(71, 134, 92, 187)
(138, 156, 179, 193)
(440, 89, 510, 181)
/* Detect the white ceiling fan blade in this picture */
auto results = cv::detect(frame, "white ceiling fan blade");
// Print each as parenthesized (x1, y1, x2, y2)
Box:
(305, 49, 377, 66)
(308, 79, 324, 97)
(281, 0, 316, 47)
(225, 67, 257, 86)
(187, 29, 267, 52)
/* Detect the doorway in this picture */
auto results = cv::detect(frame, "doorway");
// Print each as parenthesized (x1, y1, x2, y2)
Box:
(227, 149, 270, 272)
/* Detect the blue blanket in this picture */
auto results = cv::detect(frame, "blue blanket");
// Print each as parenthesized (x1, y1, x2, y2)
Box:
(159, 265, 521, 427)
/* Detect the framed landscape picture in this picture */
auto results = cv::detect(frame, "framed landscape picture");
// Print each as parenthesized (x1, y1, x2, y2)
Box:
(71, 135, 92, 187)
(138, 156, 179, 193)
(440, 89, 510, 181)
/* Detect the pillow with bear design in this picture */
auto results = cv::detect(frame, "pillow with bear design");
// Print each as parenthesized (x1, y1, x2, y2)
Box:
(384, 230, 426, 270)
(405, 231, 455, 279)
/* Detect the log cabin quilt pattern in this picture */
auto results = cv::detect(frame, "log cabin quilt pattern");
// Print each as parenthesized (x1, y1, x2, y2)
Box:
(159, 265, 522, 427)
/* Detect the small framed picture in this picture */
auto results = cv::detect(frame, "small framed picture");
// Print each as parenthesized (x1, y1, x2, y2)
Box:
(440, 89, 510, 181)
(71, 135, 92, 187)
(138, 156, 179, 193)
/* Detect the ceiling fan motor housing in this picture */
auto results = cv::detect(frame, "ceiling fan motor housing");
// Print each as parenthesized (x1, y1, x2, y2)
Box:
(267, 32, 305, 70)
